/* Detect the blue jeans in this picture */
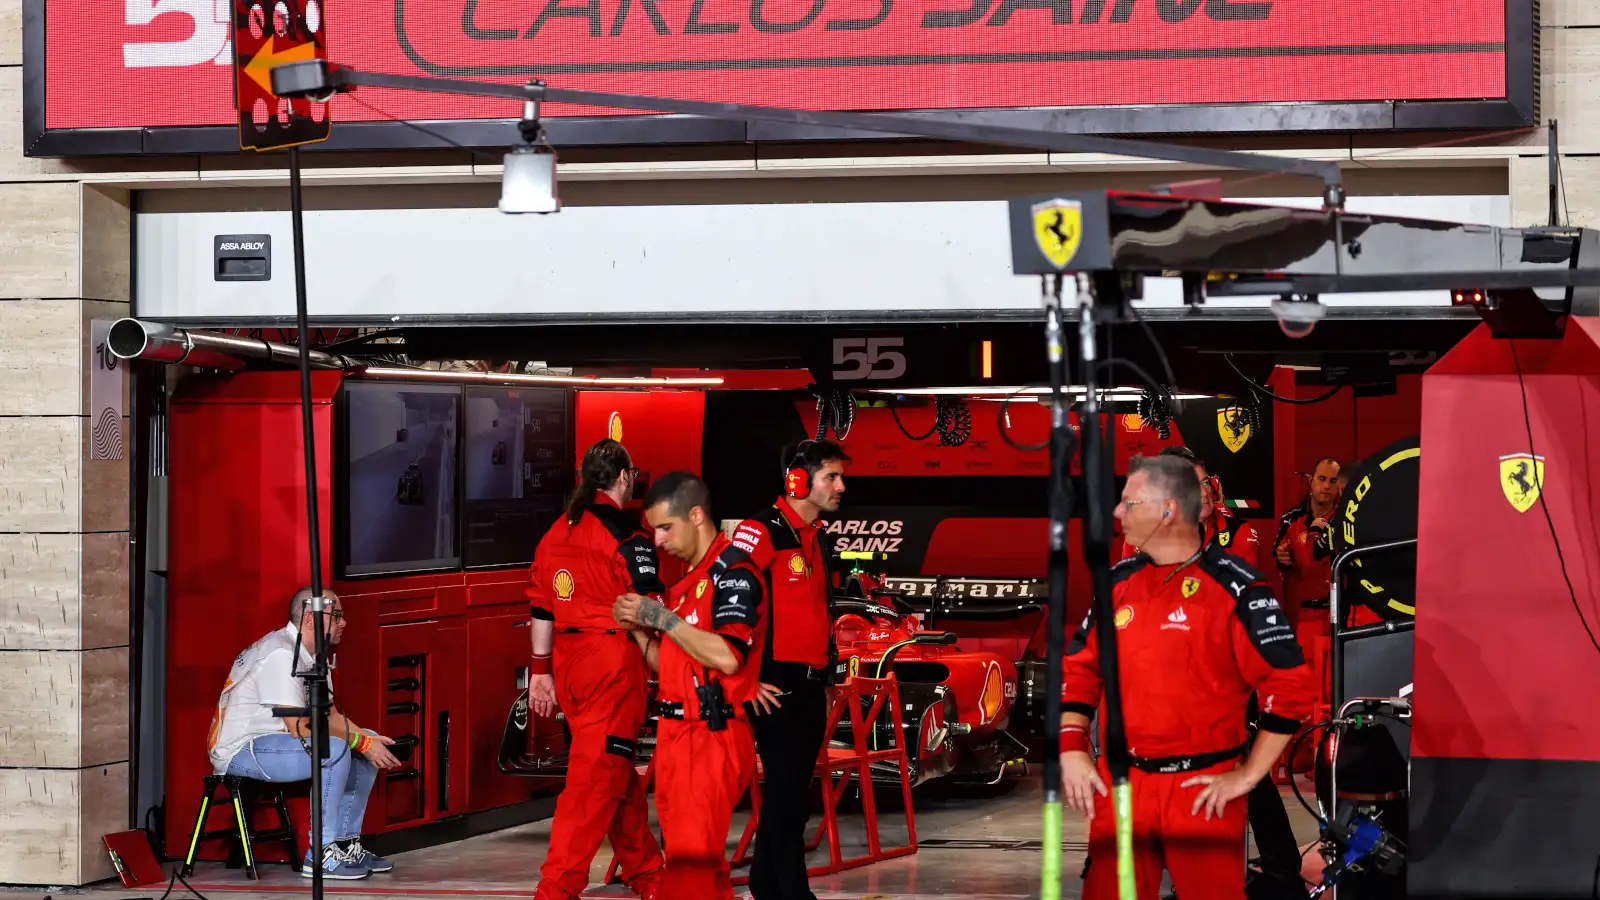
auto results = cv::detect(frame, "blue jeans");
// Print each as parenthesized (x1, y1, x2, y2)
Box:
(225, 733, 377, 853)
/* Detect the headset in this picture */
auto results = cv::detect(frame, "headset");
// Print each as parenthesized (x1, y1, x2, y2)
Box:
(784, 440, 818, 500)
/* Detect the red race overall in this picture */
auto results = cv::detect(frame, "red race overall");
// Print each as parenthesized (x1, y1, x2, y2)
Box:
(529, 494, 664, 900)
(1063, 543, 1316, 900)
(654, 532, 766, 900)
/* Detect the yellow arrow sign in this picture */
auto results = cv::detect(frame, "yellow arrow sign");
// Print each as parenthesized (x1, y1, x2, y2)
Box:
(244, 35, 317, 97)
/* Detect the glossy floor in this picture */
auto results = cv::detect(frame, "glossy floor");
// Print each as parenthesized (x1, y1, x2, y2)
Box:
(29, 779, 1324, 900)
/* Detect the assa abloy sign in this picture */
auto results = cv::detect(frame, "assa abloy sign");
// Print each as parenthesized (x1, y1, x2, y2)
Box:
(28, 0, 1534, 156)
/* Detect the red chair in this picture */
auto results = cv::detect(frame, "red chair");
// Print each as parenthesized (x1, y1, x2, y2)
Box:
(729, 673, 918, 880)
(605, 674, 920, 885)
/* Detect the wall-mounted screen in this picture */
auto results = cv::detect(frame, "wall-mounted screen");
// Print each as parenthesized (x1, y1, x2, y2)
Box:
(463, 386, 574, 569)
(340, 381, 462, 577)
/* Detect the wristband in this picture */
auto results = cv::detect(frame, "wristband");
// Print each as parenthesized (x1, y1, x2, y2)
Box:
(354, 733, 373, 755)
(529, 653, 552, 676)
(348, 732, 360, 749)
(1059, 725, 1092, 755)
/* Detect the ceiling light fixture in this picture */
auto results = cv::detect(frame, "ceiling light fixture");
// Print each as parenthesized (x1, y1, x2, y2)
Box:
(359, 366, 723, 387)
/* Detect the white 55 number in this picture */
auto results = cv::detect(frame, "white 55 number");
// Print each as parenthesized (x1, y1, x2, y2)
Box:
(832, 337, 906, 381)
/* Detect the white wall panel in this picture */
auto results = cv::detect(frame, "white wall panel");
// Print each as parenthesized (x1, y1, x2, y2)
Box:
(134, 194, 1510, 324)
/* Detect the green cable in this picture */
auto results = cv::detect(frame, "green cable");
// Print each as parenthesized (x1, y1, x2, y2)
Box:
(1115, 782, 1136, 900)
(1040, 800, 1062, 900)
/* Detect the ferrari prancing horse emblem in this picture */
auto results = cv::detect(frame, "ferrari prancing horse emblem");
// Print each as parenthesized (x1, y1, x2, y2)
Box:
(1217, 408, 1251, 453)
(1181, 577, 1201, 599)
(1032, 198, 1083, 270)
(1499, 453, 1545, 513)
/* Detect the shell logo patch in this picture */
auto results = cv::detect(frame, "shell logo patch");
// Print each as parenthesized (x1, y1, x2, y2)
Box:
(788, 555, 809, 577)
(553, 569, 576, 601)
(608, 412, 623, 443)
(1181, 577, 1200, 599)
(1114, 606, 1135, 629)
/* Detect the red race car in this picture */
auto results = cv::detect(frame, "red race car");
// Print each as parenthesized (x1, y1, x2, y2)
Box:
(828, 553, 1052, 788)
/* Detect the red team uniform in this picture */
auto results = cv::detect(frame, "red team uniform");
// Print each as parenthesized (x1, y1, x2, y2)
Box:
(1064, 543, 1316, 900)
(654, 532, 768, 899)
(528, 494, 664, 900)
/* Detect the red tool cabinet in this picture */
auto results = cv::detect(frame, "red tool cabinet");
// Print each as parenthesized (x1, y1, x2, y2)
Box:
(164, 371, 560, 864)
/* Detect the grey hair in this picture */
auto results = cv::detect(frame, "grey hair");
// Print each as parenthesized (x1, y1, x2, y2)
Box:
(289, 587, 340, 623)
(1128, 454, 1203, 526)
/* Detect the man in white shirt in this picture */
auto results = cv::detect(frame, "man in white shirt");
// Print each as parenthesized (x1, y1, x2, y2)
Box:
(207, 588, 402, 880)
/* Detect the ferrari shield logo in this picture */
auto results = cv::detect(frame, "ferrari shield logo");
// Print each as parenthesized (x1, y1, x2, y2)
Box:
(1032, 199, 1083, 270)
(1181, 577, 1201, 598)
(847, 656, 860, 678)
(1217, 408, 1251, 453)
(1218, 531, 1232, 548)
(1499, 453, 1545, 513)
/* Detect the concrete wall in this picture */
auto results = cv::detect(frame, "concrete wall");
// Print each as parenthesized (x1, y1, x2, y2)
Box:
(0, 182, 134, 884)
(0, 0, 1597, 888)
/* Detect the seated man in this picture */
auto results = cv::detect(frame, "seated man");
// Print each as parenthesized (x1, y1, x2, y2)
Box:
(206, 588, 403, 880)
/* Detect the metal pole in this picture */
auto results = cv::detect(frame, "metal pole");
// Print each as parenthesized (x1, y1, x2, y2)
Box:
(288, 144, 330, 900)
(1076, 274, 1134, 900)
(1039, 276, 1072, 900)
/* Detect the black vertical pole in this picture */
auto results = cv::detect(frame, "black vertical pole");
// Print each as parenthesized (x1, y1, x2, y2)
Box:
(288, 144, 329, 900)
(1039, 275, 1073, 898)
(1077, 275, 1134, 899)
(1548, 119, 1560, 227)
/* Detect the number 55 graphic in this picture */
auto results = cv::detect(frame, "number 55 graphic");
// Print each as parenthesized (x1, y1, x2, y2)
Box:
(123, 0, 233, 68)
(832, 337, 907, 381)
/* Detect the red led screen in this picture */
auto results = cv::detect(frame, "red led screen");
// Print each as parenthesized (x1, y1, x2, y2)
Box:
(44, 0, 1510, 133)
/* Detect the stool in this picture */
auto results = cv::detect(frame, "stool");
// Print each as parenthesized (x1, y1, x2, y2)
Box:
(181, 775, 300, 879)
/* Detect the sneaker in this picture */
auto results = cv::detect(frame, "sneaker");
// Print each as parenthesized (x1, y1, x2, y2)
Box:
(345, 837, 393, 873)
(301, 844, 370, 880)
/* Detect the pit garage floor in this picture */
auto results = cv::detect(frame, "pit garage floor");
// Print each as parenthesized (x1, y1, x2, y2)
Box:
(0, 780, 1324, 900)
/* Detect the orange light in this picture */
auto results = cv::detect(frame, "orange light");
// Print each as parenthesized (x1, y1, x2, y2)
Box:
(981, 340, 993, 379)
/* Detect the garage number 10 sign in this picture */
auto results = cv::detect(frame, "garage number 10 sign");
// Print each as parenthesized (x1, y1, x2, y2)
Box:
(230, 0, 331, 152)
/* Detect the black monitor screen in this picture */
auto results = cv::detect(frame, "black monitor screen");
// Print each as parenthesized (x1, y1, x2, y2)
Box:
(463, 386, 573, 569)
(341, 381, 462, 577)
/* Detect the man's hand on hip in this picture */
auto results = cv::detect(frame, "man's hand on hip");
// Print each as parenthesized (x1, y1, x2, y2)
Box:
(1182, 765, 1259, 821)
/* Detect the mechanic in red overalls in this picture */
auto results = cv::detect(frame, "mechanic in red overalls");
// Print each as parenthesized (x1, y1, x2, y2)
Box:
(1117, 447, 1265, 571)
(612, 471, 769, 900)
(725, 439, 848, 900)
(528, 439, 663, 900)
(1061, 454, 1316, 900)
(1274, 457, 1344, 626)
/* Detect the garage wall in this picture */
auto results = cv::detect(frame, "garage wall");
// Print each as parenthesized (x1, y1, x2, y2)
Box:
(0, 183, 134, 885)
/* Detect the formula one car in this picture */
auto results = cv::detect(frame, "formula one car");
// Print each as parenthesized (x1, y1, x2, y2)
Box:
(396, 462, 424, 505)
(829, 555, 1050, 788)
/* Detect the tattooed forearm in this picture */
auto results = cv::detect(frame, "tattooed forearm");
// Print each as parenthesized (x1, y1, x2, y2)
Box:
(637, 598, 683, 633)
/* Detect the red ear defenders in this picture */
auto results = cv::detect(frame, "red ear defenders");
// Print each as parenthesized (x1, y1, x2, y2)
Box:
(786, 467, 811, 499)
(784, 440, 817, 499)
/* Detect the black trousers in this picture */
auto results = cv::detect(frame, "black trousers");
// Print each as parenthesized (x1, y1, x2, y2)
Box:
(1244, 696, 1302, 882)
(748, 667, 828, 900)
